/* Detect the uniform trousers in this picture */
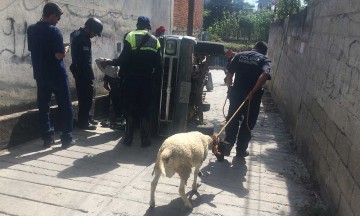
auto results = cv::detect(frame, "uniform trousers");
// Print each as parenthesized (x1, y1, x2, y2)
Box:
(36, 78, 73, 143)
(75, 78, 94, 126)
(225, 88, 263, 153)
(123, 75, 152, 139)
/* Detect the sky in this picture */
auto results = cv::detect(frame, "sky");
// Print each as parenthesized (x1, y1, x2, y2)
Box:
(244, 0, 258, 8)
(244, 0, 257, 5)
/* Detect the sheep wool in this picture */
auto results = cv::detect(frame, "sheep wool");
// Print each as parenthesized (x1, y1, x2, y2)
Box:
(150, 131, 213, 208)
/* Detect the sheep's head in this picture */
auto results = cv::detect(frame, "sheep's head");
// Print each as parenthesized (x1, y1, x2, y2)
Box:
(211, 134, 224, 162)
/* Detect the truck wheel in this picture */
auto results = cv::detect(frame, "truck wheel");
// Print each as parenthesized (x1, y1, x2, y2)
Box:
(196, 122, 214, 136)
(193, 121, 214, 136)
(205, 72, 213, 91)
(201, 103, 210, 112)
(194, 41, 224, 56)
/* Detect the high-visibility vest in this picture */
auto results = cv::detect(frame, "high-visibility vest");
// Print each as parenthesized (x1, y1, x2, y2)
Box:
(125, 30, 160, 52)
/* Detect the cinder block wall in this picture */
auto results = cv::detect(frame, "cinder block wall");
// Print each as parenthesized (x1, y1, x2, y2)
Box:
(267, 1, 360, 215)
(0, 0, 172, 115)
(173, 0, 203, 36)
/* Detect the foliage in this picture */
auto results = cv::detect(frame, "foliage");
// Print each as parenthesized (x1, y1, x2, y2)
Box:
(256, 0, 274, 10)
(224, 42, 253, 52)
(206, 10, 274, 42)
(203, 0, 254, 29)
(275, 0, 301, 20)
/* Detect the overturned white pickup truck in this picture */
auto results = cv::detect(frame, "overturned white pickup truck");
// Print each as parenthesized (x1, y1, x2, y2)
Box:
(155, 36, 224, 136)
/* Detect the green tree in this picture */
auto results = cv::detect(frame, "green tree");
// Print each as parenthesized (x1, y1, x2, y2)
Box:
(256, 0, 274, 10)
(203, 0, 253, 29)
(207, 9, 274, 43)
(275, 0, 301, 20)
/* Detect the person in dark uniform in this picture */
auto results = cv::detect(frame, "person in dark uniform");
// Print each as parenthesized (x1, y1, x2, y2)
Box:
(224, 41, 271, 157)
(102, 32, 129, 130)
(27, 2, 74, 148)
(70, 17, 103, 130)
(101, 16, 162, 147)
(103, 74, 126, 129)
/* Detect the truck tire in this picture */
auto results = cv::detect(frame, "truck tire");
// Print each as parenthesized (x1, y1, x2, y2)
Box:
(188, 121, 214, 136)
(205, 72, 213, 91)
(201, 103, 210, 112)
(194, 41, 224, 56)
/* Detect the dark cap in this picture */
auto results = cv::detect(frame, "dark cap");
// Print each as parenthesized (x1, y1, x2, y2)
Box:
(137, 16, 151, 30)
(43, 2, 63, 18)
(156, 26, 166, 34)
(85, 17, 103, 37)
(253, 41, 268, 55)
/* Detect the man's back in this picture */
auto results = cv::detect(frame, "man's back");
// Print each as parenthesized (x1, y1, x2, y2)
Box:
(121, 30, 161, 75)
(229, 50, 270, 92)
(27, 22, 66, 82)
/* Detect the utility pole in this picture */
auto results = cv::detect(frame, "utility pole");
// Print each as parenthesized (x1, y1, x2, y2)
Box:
(187, 0, 195, 36)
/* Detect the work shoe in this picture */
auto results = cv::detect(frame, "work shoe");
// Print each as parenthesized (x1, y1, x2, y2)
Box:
(110, 120, 126, 130)
(141, 137, 152, 148)
(89, 118, 99, 125)
(78, 123, 97, 130)
(43, 137, 55, 148)
(221, 140, 233, 156)
(61, 140, 76, 149)
(100, 120, 110, 127)
(236, 150, 249, 158)
(122, 136, 133, 146)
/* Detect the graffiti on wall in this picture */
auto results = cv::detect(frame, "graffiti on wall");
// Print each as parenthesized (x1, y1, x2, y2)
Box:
(0, 0, 44, 64)
(0, 17, 31, 64)
(0, 0, 141, 65)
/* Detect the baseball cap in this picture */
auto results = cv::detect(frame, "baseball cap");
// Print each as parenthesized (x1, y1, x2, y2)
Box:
(137, 16, 151, 30)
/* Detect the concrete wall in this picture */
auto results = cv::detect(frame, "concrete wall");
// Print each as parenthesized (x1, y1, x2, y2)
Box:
(0, 0, 172, 115)
(267, 1, 360, 215)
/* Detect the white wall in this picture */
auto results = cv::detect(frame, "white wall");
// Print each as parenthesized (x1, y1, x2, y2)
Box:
(0, 0, 172, 114)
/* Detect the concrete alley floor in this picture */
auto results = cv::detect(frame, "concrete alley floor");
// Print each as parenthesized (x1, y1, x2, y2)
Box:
(0, 69, 322, 216)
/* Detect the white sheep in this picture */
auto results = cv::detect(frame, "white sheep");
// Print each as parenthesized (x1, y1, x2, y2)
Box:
(150, 131, 214, 208)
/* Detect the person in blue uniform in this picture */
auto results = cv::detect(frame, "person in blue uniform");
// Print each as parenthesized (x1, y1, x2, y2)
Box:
(224, 41, 271, 157)
(101, 16, 162, 147)
(27, 2, 74, 148)
(103, 74, 126, 130)
(70, 17, 103, 130)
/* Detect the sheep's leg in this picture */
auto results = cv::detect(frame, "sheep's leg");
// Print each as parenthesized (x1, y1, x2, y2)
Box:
(150, 169, 161, 208)
(179, 178, 192, 208)
(192, 165, 201, 192)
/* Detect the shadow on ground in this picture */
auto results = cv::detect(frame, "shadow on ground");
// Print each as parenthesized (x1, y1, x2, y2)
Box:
(200, 156, 248, 198)
(56, 135, 165, 179)
(144, 191, 216, 216)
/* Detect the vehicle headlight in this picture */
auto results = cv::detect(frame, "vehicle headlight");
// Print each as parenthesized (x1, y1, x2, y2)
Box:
(165, 39, 177, 55)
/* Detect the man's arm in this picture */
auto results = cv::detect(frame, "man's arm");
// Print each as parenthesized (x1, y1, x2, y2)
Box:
(53, 27, 68, 60)
(55, 45, 69, 60)
(76, 39, 93, 76)
(225, 72, 233, 88)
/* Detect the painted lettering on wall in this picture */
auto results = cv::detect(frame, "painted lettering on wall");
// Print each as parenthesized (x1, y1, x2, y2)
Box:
(0, 17, 31, 64)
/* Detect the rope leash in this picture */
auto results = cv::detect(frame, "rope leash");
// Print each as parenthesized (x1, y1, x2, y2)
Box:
(212, 98, 251, 160)
(217, 99, 249, 136)
(222, 97, 228, 119)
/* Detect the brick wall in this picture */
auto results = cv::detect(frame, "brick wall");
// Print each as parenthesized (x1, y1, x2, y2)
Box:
(267, 1, 360, 215)
(173, 0, 203, 36)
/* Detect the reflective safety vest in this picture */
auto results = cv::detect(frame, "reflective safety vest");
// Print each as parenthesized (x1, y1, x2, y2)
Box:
(125, 30, 160, 52)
